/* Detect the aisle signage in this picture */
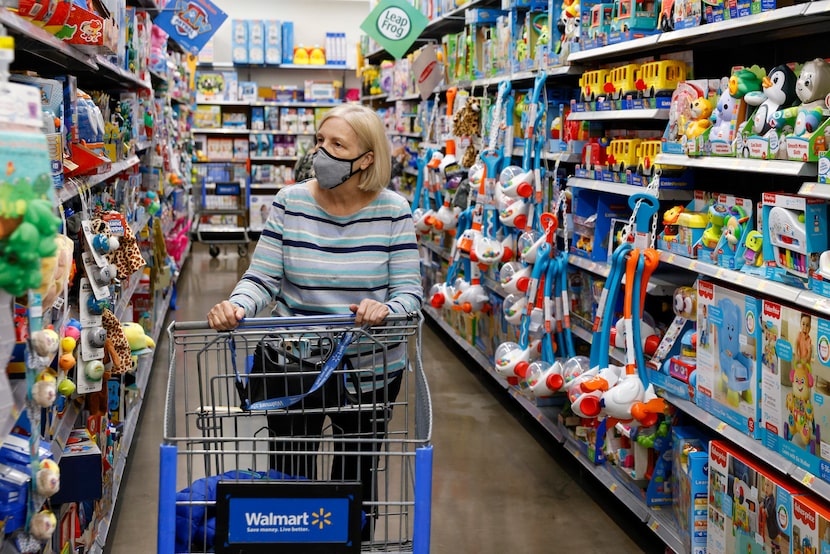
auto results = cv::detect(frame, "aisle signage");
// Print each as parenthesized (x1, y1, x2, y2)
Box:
(154, 0, 228, 55)
(360, 0, 429, 59)
(412, 44, 441, 100)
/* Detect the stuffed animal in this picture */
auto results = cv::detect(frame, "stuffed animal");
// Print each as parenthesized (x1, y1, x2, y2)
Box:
(29, 510, 57, 541)
(122, 321, 156, 352)
(717, 297, 754, 407)
(772, 58, 830, 135)
(744, 64, 799, 135)
(709, 88, 741, 142)
(685, 97, 713, 139)
(31, 371, 57, 408)
(35, 459, 60, 497)
(34, 233, 74, 310)
(786, 361, 816, 450)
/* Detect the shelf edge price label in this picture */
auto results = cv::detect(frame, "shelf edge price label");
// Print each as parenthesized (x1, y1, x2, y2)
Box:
(648, 520, 660, 532)
(800, 472, 816, 486)
(608, 482, 617, 493)
(716, 422, 728, 433)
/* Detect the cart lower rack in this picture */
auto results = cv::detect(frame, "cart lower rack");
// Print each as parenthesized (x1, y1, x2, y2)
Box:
(158, 313, 432, 553)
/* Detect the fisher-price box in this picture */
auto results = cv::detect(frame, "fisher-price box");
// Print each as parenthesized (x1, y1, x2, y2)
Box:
(695, 193, 754, 270)
(696, 280, 763, 438)
(792, 495, 830, 554)
(762, 301, 830, 484)
(762, 192, 830, 290)
(672, 426, 710, 554)
(707, 440, 806, 554)
(658, 190, 713, 259)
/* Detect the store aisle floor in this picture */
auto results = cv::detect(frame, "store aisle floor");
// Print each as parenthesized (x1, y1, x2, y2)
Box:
(109, 243, 664, 553)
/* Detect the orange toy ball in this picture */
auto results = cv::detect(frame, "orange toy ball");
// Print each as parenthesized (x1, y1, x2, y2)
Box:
(58, 353, 76, 371)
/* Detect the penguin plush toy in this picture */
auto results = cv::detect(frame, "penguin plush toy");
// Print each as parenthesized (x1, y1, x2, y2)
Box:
(745, 64, 798, 135)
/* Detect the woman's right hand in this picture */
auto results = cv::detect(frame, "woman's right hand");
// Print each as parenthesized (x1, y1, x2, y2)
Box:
(208, 301, 246, 330)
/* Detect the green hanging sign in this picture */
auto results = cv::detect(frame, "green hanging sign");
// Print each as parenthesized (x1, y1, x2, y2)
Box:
(360, 0, 429, 60)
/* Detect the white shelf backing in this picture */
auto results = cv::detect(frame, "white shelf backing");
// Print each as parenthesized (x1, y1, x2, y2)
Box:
(567, 109, 669, 121)
(567, 177, 693, 201)
(655, 153, 817, 177)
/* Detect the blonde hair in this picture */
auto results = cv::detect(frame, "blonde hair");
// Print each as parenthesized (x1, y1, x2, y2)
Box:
(317, 103, 391, 192)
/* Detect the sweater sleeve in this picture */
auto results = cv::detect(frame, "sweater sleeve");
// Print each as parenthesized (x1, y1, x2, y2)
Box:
(229, 192, 285, 316)
(385, 203, 423, 315)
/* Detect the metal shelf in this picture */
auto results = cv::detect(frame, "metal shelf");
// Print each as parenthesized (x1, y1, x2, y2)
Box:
(567, 177, 693, 201)
(567, 109, 669, 121)
(114, 267, 146, 321)
(567, 35, 661, 63)
(250, 156, 298, 162)
(569, 254, 683, 296)
(798, 182, 830, 200)
(544, 151, 581, 163)
(655, 153, 817, 177)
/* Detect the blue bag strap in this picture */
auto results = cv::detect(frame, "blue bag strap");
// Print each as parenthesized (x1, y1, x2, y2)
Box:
(229, 330, 357, 411)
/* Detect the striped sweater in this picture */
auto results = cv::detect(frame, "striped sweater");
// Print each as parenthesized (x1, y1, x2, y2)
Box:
(230, 182, 423, 382)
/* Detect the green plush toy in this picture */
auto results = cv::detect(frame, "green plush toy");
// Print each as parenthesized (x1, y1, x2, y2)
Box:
(0, 173, 60, 297)
(122, 322, 156, 352)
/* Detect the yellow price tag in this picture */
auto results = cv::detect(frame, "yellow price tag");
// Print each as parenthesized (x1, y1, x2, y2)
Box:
(649, 520, 660, 532)
(609, 483, 618, 493)
(666, 254, 676, 265)
(801, 472, 816, 486)
(688, 261, 697, 271)
(716, 422, 727, 433)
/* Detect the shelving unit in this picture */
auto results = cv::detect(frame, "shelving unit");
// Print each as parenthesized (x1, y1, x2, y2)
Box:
(0, 3, 194, 551)
(567, 109, 670, 121)
(424, 306, 685, 553)
(567, 177, 693, 201)
(656, 153, 818, 177)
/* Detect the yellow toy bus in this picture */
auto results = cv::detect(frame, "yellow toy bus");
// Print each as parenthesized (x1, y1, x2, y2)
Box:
(636, 139, 685, 175)
(635, 60, 687, 98)
(607, 138, 643, 172)
(606, 63, 641, 100)
(579, 68, 611, 102)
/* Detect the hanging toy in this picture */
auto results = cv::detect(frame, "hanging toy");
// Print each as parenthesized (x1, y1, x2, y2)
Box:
(30, 328, 59, 359)
(31, 370, 58, 408)
(29, 510, 57, 541)
(35, 459, 60, 497)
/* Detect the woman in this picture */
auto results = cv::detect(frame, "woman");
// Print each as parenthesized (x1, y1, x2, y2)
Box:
(208, 103, 423, 539)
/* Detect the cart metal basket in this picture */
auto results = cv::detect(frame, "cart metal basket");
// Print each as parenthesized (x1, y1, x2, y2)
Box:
(158, 313, 432, 554)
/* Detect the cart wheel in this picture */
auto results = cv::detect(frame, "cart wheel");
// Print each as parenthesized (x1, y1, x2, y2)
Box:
(209, 245, 220, 258)
(237, 245, 248, 257)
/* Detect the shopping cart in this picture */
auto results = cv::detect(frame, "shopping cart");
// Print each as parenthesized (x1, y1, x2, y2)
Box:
(158, 313, 433, 554)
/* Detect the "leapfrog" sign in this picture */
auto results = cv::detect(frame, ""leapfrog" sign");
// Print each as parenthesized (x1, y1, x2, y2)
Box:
(360, 0, 429, 59)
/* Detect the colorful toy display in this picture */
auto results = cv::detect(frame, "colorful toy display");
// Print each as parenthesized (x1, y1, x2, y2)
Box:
(696, 280, 763, 438)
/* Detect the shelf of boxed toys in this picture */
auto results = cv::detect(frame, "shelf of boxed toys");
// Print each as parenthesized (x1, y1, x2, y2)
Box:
(567, 176, 693, 201)
(655, 3, 825, 48)
(0, 8, 97, 71)
(655, 153, 817, 177)
(660, 391, 830, 503)
(194, 128, 314, 136)
(250, 155, 299, 162)
(424, 306, 688, 552)
(566, 3, 830, 65)
(567, 109, 669, 121)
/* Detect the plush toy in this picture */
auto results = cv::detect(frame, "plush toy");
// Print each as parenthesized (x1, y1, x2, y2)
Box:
(31, 371, 57, 408)
(772, 59, 830, 135)
(35, 459, 60, 497)
(744, 64, 799, 135)
(34, 233, 74, 310)
(717, 297, 754, 407)
(29, 510, 57, 541)
(452, 97, 482, 138)
(122, 322, 155, 352)
(786, 361, 816, 450)
(684, 97, 713, 139)
(30, 328, 59, 358)
(102, 309, 132, 373)
(709, 88, 741, 142)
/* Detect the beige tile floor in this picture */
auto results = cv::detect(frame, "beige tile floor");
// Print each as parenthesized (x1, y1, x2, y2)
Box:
(107, 243, 665, 553)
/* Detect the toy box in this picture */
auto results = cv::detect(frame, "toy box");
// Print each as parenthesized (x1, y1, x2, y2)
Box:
(707, 440, 806, 554)
(695, 193, 754, 269)
(658, 190, 712, 259)
(646, 285, 698, 400)
(59, 3, 119, 54)
(672, 426, 710, 554)
(231, 19, 248, 64)
(248, 20, 265, 65)
(792, 495, 830, 554)
(762, 192, 830, 289)
(570, 189, 631, 262)
(696, 279, 763, 438)
(51, 428, 103, 505)
(762, 302, 830, 484)
(281, 21, 294, 64)
(700, 70, 762, 157)
(265, 20, 282, 65)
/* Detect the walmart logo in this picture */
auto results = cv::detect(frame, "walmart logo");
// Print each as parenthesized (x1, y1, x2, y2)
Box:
(311, 508, 332, 530)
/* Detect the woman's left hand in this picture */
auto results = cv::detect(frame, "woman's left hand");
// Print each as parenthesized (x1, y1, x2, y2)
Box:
(350, 299, 389, 326)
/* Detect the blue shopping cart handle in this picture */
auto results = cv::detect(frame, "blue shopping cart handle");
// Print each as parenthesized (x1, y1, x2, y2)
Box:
(174, 312, 420, 332)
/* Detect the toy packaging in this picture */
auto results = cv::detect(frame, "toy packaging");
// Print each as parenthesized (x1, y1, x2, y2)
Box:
(265, 20, 282, 65)
(707, 440, 807, 554)
(672, 426, 710, 554)
(696, 279, 763, 438)
(248, 20, 265, 65)
(658, 190, 713, 259)
(762, 192, 829, 290)
(695, 193, 754, 269)
(231, 19, 247, 64)
(762, 301, 830, 484)
(792, 495, 830, 554)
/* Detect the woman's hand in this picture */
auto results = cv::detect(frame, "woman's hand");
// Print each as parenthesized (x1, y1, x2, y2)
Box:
(349, 299, 389, 326)
(208, 301, 245, 330)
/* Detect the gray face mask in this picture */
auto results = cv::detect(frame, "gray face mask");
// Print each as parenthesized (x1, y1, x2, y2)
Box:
(312, 147, 370, 189)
